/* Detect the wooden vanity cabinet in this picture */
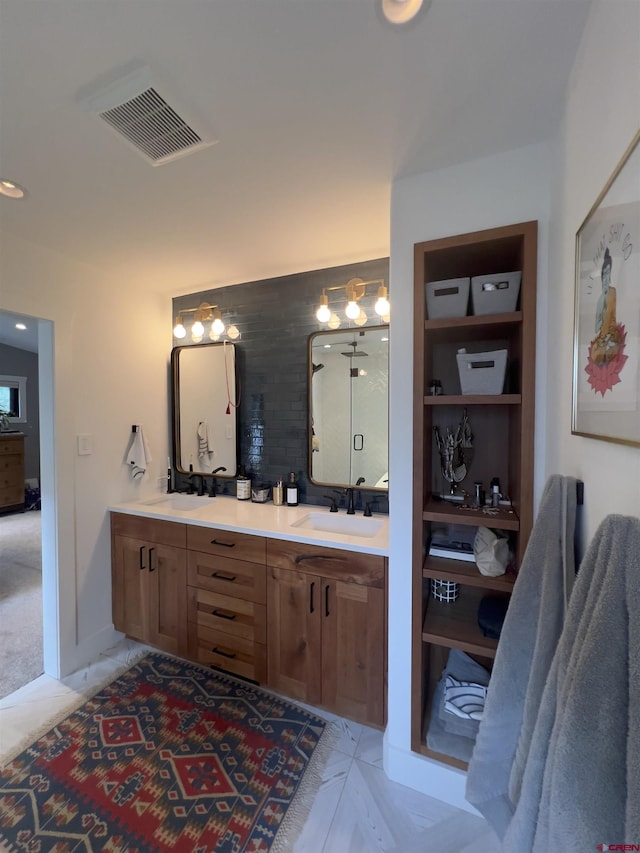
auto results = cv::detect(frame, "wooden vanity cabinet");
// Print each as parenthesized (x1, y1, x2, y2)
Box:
(0, 433, 25, 511)
(186, 526, 268, 683)
(266, 539, 387, 727)
(111, 513, 187, 656)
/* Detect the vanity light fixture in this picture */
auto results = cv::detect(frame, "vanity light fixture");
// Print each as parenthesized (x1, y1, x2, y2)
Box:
(315, 278, 390, 327)
(173, 302, 230, 342)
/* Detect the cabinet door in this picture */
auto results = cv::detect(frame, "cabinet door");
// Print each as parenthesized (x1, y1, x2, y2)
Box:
(322, 580, 385, 727)
(266, 567, 322, 704)
(148, 543, 187, 656)
(112, 535, 149, 642)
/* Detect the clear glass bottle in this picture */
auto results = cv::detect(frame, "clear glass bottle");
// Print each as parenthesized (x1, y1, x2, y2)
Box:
(286, 472, 299, 507)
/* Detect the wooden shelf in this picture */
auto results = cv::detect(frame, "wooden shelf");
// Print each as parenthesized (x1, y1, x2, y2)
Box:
(424, 311, 522, 333)
(422, 556, 515, 592)
(411, 220, 537, 768)
(422, 586, 503, 658)
(422, 499, 520, 530)
(424, 394, 521, 406)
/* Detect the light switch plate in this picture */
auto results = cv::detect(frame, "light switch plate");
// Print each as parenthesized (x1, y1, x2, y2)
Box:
(77, 434, 93, 456)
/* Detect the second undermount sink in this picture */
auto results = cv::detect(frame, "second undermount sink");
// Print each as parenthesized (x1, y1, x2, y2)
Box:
(140, 494, 211, 512)
(290, 511, 383, 538)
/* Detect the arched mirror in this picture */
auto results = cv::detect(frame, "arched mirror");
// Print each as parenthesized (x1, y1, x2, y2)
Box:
(171, 342, 238, 477)
(308, 325, 389, 490)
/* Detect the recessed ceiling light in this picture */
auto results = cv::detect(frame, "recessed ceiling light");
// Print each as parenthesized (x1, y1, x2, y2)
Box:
(380, 0, 426, 25)
(15, 323, 27, 330)
(0, 179, 26, 199)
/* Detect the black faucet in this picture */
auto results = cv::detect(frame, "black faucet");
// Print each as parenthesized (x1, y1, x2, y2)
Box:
(209, 466, 227, 497)
(188, 473, 206, 497)
(323, 494, 339, 513)
(345, 488, 355, 515)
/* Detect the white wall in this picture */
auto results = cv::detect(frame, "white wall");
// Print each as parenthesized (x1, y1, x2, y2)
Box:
(546, 0, 640, 548)
(385, 141, 553, 808)
(0, 230, 171, 676)
(385, 0, 640, 808)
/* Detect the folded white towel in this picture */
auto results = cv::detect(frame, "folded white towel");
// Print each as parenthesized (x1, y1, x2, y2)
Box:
(197, 421, 214, 459)
(444, 674, 487, 720)
(126, 426, 152, 479)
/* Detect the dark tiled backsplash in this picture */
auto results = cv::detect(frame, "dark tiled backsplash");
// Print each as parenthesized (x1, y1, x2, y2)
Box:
(173, 257, 389, 512)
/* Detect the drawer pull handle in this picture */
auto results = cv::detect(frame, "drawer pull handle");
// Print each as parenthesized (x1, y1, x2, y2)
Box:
(325, 584, 330, 617)
(295, 554, 339, 564)
(139, 545, 146, 571)
(212, 646, 237, 659)
(212, 609, 237, 621)
(148, 547, 155, 573)
(211, 571, 237, 582)
(210, 538, 236, 548)
(310, 581, 315, 614)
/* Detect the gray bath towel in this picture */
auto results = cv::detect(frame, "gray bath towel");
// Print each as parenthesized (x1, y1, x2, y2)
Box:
(503, 514, 640, 851)
(465, 475, 577, 837)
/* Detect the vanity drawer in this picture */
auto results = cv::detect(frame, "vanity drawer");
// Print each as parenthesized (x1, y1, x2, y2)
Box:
(188, 623, 267, 683)
(187, 526, 266, 565)
(188, 586, 266, 644)
(111, 513, 186, 548)
(188, 551, 266, 602)
(266, 539, 386, 587)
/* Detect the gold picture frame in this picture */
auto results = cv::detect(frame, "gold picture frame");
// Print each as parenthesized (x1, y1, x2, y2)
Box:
(572, 129, 640, 446)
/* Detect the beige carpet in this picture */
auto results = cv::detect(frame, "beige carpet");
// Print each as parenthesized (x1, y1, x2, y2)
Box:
(0, 511, 43, 699)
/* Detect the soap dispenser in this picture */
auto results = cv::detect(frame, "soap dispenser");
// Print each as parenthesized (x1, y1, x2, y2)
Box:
(286, 472, 299, 507)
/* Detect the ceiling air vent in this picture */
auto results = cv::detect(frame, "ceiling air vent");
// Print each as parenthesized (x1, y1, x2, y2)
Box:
(78, 64, 216, 166)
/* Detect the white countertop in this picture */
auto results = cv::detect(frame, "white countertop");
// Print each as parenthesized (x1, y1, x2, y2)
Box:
(109, 494, 389, 556)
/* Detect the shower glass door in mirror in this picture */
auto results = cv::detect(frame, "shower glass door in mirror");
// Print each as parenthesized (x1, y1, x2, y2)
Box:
(171, 342, 238, 477)
(309, 326, 388, 491)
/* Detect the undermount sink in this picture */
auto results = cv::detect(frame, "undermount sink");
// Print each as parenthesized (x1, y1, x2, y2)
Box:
(290, 511, 383, 538)
(140, 494, 211, 512)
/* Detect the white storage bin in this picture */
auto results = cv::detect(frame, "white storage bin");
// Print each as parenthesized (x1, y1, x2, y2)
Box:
(425, 277, 470, 320)
(471, 271, 521, 315)
(456, 349, 507, 395)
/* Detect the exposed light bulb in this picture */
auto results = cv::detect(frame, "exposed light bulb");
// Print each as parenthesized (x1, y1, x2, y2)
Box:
(173, 320, 186, 339)
(354, 309, 368, 326)
(227, 325, 240, 340)
(191, 320, 204, 338)
(328, 313, 341, 330)
(382, 312, 391, 323)
(316, 303, 331, 323)
(316, 292, 331, 323)
(375, 285, 390, 316)
(212, 316, 225, 335)
(345, 300, 360, 320)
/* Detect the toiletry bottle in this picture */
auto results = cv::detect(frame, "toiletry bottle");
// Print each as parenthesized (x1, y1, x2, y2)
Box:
(237, 466, 251, 501)
(490, 477, 501, 507)
(286, 472, 299, 507)
(273, 478, 284, 506)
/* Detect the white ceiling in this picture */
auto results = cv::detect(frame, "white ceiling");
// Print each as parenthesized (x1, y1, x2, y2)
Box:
(0, 0, 590, 338)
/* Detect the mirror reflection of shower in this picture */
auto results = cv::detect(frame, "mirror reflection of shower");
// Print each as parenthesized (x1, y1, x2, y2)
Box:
(309, 326, 388, 490)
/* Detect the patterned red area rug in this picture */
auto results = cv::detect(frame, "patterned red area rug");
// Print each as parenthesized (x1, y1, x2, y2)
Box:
(0, 652, 333, 852)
